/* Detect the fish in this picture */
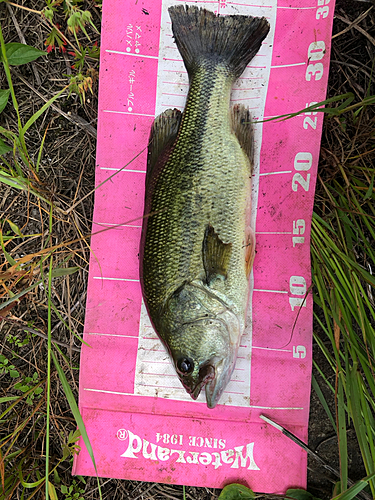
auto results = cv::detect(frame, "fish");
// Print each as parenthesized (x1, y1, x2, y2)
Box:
(140, 5, 270, 409)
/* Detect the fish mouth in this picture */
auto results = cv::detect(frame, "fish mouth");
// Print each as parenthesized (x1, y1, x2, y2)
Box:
(185, 358, 232, 408)
(205, 358, 234, 409)
(189, 364, 216, 400)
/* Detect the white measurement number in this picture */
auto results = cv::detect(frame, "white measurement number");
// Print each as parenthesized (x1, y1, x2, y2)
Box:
(293, 345, 306, 359)
(306, 41, 325, 82)
(292, 152, 312, 192)
(289, 275, 307, 311)
(303, 102, 318, 130)
(293, 219, 305, 247)
(316, 0, 330, 20)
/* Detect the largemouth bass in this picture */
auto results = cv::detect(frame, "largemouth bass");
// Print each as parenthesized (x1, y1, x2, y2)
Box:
(140, 5, 270, 408)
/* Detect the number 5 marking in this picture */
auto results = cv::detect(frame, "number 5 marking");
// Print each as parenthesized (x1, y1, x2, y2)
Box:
(293, 345, 306, 359)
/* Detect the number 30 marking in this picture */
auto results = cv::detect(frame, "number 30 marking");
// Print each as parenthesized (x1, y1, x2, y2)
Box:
(306, 62, 323, 81)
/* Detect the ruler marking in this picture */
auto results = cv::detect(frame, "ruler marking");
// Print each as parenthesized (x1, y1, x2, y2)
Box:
(106, 49, 158, 59)
(93, 276, 140, 282)
(271, 62, 306, 68)
(103, 110, 155, 118)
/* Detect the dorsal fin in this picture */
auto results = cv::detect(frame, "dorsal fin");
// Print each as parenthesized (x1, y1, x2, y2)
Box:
(146, 108, 182, 188)
(202, 224, 232, 286)
(231, 104, 254, 171)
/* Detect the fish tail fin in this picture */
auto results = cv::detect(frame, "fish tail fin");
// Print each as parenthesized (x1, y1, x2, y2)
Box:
(168, 5, 270, 78)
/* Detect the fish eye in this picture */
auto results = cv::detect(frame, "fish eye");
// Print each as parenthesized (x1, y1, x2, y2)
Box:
(177, 357, 194, 375)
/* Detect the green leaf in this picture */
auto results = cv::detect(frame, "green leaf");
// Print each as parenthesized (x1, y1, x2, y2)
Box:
(48, 481, 58, 500)
(332, 472, 375, 500)
(20, 85, 66, 139)
(7, 219, 23, 237)
(68, 428, 82, 444)
(0, 395, 19, 403)
(218, 484, 255, 500)
(337, 378, 348, 492)
(51, 351, 102, 499)
(0, 280, 42, 311)
(285, 489, 315, 500)
(0, 137, 12, 155)
(3, 43, 47, 66)
(0, 88, 10, 113)
(51, 266, 80, 278)
(9, 369, 20, 378)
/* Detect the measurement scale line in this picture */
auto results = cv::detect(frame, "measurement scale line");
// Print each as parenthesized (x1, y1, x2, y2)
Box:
(277, 5, 315, 9)
(138, 384, 183, 390)
(162, 81, 189, 85)
(83, 389, 304, 410)
(256, 231, 292, 235)
(94, 223, 142, 228)
(251, 405, 304, 410)
(230, 97, 260, 101)
(93, 277, 140, 282)
(162, 92, 188, 97)
(164, 57, 183, 62)
(103, 110, 155, 118)
(161, 104, 185, 109)
(232, 87, 263, 91)
(106, 49, 158, 59)
(253, 289, 288, 294)
(252, 346, 293, 352)
(175, 0, 219, 3)
(271, 62, 306, 68)
(85, 332, 139, 339)
(99, 167, 146, 173)
(228, 2, 273, 7)
(143, 360, 169, 364)
(259, 170, 292, 176)
(163, 69, 187, 73)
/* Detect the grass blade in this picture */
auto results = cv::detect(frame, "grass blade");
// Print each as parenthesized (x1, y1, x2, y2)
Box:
(51, 351, 102, 499)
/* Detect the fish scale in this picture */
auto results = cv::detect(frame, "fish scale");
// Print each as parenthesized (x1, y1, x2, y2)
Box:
(140, 5, 270, 408)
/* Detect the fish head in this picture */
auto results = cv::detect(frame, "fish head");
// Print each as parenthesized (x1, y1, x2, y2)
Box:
(170, 318, 237, 409)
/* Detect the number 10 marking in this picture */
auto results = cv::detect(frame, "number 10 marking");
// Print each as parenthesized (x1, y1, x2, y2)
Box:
(289, 275, 307, 311)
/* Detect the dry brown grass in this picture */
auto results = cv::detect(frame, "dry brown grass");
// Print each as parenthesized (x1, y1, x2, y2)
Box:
(0, 0, 374, 498)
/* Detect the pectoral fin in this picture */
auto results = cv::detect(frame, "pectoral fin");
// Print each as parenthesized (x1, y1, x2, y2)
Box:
(202, 224, 232, 286)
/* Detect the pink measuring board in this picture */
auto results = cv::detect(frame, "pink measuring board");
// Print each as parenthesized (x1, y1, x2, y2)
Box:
(73, 0, 335, 493)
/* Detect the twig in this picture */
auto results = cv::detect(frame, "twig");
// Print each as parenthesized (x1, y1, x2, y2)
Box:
(334, 9, 375, 47)
(50, 293, 85, 335)
(6, 3, 42, 86)
(260, 415, 373, 500)
(2, 318, 81, 352)
(13, 71, 97, 139)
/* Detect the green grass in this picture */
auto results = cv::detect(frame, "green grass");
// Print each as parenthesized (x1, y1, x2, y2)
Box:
(312, 156, 375, 496)
(0, 2, 374, 498)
